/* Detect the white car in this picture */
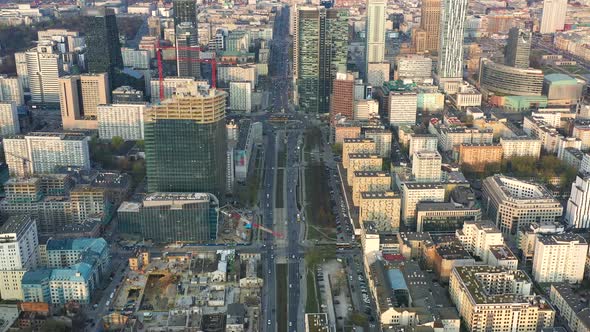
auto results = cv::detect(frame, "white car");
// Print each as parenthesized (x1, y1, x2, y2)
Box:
(268, 320, 271, 325)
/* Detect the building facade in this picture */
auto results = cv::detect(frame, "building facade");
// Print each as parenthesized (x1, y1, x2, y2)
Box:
(532, 233, 588, 283)
(97, 103, 146, 140)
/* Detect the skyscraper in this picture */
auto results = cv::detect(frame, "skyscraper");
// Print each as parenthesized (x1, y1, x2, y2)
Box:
(173, 0, 197, 27)
(437, 0, 468, 87)
(25, 41, 63, 104)
(540, 0, 567, 34)
(419, 0, 441, 53)
(144, 82, 227, 198)
(505, 27, 531, 68)
(176, 22, 201, 79)
(365, 0, 386, 64)
(84, 7, 123, 74)
(294, 7, 348, 113)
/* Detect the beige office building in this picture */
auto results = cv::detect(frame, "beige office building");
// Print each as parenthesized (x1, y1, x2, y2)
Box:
(342, 138, 376, 169)
(482, 175, 563, 237)
(359, 191, 401, 232)
(450, 266, 555, 332)
(59, 73, 110, 130)
(352, 171, 391, 206)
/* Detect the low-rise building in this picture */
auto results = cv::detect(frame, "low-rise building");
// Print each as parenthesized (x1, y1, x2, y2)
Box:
(416, 202, 481, 232)
(550, 283, 590, 332)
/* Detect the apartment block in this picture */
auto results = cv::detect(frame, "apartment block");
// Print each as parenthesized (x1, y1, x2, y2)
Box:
(333, 125, 361, 144)
(449, 266, 555, 332)
(342, 138, 376, 169)
(532, 233, 588, 283)
(429, 124, 493, 151)
(400, 182, 445, 225)
(565, 172, 590, 229)
(408, 134, 438, 155)
(0, 102, 20, 136)
(550, 283, 590, 332)
(352, 171, 391, 206)
(500, 137, 542, 159)
(97, 103, 146, 140)
(0, 76, 24, 105)
(412, 151, 442, 182)
(456, 220, 503, 263)
(358, 191, 401, 232)
(364, 129, 392, 158)
(457, 143, 502, 172)
(347, 154, 382, 183)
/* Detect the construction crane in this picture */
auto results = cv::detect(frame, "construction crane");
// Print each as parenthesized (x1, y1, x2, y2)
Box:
(154, 40, 237, 101)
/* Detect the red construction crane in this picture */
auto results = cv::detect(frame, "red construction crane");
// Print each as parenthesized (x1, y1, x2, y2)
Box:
(222, 211, 284, 239)
(154, 40, 237, 101)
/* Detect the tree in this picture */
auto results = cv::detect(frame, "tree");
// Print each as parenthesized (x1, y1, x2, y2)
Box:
(41, 319, 69, 332)
(349, 312, 368, 326)
(111, 136, 124, 150)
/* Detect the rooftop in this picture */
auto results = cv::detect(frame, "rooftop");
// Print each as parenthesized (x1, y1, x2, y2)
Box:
(360, 191, 398, 199)
(0, 215, 33, 236)
(537, 233, 587, 246)
(454, 265, 532, 305)
(488, 245, 517, 261)
(353, 171, 389, 177)
(544, 73, 577, 84)
(404, 182, 444, 190)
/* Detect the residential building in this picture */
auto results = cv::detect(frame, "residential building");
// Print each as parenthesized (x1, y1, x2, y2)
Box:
(0, 76, 24, 105)
(479, 58, 544, 96)
(482, 175, 563, 236)
(97, 103, 146, 140)
(354, 99, 379, 120)
(294, 7, 348, 113)
(59, 73, 110, 130)
(500, 137, 542, 159)
(4, 132, 90, 177)
(416, 202, 481, 232)
(549, 283, 590, 332)
(14, 52, 29, 91)
(457, 143, 502, 172)
(144, 83, 227, 197)
(364, 129, 392, 158)
(0, 102, 20, 136)
(453, 83, 482, 108)
(359, 191, 401, 232)
(456, 220, 503, 263)
(400, 182, 445, 225)
(412, 151, 442, 182)
(342, 138, 376, 169)
(523, 116, 563, 154)
(333, 125, 361, 144)
(532, 233, 587, 283)
(121, 48, 151, 70)
(0, 215, 39, 300)
(449, 266, 555, 332)
(408, 134, 438, 155)
(505, 27, 532, 68)
(437, 0, 468, 89)
(394, 55, 432, 82)
(565, 172, 590, 229)
(540, 0, 567, 34)
(330, 72, 355, 119)
(352, 171, 391, 206)
(347, 154, 382, 183)
(560, 147, 584, 170)
(25, 41, 63, 104)
(118, 192, 219, 243)
(366, 63, 390, 87)
(430, 125, 493, 151)
(487, 245, 519, 270)
(229, 82, 252, 112)
(83, 7, 123, 75)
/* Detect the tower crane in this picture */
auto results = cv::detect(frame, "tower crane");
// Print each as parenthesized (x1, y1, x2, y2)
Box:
(4, 151, 31, 178)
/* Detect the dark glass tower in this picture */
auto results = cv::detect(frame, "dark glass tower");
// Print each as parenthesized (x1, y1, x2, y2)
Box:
(295, 7, 348, 113)
(505, 27, 532, 69)
(144, 83, 227, 198)
(176, 22, 201, 79)
(173, 0, 197, 27)
(83, 7, 123, 74)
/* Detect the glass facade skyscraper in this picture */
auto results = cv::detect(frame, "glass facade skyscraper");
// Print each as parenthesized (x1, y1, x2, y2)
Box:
(295, 7, 348, 113)
(144, 83, 227, 198)
(437, 0, 468, 79)
(173, 0, 197, 27)
(118, 193, 219, 243)
(176, 22, 201, 79)
(83, 7, 123, 74)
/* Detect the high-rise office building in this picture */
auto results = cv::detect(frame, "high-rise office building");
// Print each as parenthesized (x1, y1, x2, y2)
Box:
(540, 0, 567, 34)
(505, 27, 532, 68)
(83, 7, 123, 74)
(144, 82, 227, 197)
(25, 41, 63, 104)
(294, 7, 348, 113)
(176, 22, 200, 79)
(330, 72, 355, 119)
(59, 73, 110, 130)
(419, 0, 441, 53)
(172, 0, 197, 27)
(437, 0, 468, 86)
(365, 0, 386, 64)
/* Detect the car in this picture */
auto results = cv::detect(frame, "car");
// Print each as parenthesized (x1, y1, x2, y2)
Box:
(289, 322, 293, 327)
(289, 284, 292, 288)
(268, 320, 271, 325)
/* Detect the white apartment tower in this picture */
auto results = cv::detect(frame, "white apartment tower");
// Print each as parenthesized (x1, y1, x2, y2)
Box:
(456, 220, 504, 263)
(0, 76, 24, 105)
(0, 102, 21, 136)
(97, 103, 146, 141)
(532, 233, 588, 283)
